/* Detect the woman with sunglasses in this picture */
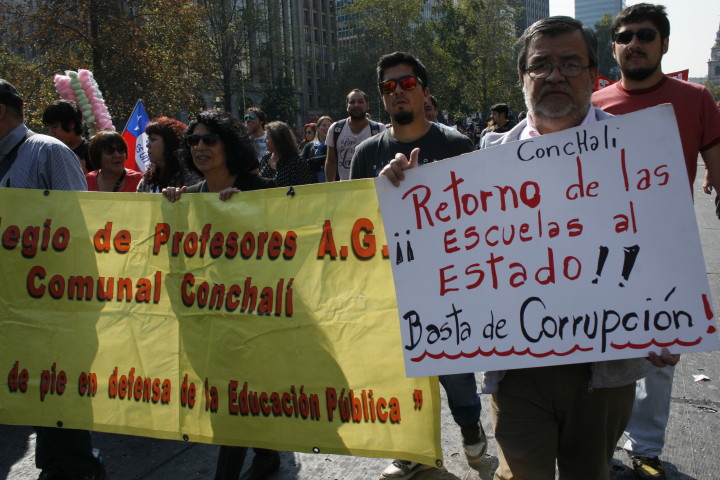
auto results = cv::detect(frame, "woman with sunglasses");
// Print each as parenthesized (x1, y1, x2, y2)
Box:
(162, 110, 280, 479)
(85, 131, 143, 192)
(163, 110, 275, 201)
(136, 117, 201, 193)
(260, 121, 314, 187)
(301, 115, 332, 183)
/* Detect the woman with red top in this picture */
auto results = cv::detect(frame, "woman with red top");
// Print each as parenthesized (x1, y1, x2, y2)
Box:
(85, 131, 142, 192)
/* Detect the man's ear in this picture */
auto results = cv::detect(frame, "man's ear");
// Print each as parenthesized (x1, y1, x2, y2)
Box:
(662, 37, 669, 55)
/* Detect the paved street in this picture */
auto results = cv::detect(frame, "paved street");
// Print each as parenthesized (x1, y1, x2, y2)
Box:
(2, 163, 719, 480)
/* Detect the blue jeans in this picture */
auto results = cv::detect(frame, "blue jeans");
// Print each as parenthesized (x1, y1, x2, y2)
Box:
(439, 373, 482, 427)
(623, 365, 675, 457)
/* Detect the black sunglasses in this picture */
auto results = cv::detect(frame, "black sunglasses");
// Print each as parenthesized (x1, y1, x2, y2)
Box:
(614, 28, 658, 45)
(103, 146, 126, 155)
(379, 75, 423, 95)
(187, 133, 219, 147)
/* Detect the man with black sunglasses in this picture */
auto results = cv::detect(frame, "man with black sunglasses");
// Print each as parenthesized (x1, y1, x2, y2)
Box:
(593, 4, 720, 479)
(350, 52, 484, 480)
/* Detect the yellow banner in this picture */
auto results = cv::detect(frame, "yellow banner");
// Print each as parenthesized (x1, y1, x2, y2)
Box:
(0, 181, 442, 466)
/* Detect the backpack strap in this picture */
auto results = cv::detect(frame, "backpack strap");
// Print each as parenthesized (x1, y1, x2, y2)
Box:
(369, 120, 380, 136)
(332, 119, 347, 148)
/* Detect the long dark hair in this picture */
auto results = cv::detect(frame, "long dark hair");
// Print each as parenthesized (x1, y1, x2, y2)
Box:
(143, 117, 189, 189)
(179, 110, 257, 175)
(266, 121, 300, 159)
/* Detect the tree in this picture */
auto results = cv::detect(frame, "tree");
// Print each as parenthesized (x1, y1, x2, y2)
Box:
(330, 0, 424, 122)
(595, 13, 620, 80)
(0, 0, 209, 125)
(199, 0, 264, 113)
(415, 0, 522, 117)
(0, 46, 57, 130)
(261, 74, 298, 124)
(704, 81, 720, 100)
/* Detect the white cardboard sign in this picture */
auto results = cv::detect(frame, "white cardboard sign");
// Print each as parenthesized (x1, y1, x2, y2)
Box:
(375, 105, 720, 377)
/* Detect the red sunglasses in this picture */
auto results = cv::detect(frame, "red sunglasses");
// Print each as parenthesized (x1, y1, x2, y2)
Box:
(379, 75, 423, 95)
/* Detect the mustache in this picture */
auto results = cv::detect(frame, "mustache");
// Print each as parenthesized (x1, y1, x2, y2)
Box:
(626, 51, 647, 60)
(539, 85, 572, 97)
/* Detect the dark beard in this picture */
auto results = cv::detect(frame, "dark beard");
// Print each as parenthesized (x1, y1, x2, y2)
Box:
(622, 65, 656, 81)
(393, 110, 413, 125)
(349, 111, 366, 120)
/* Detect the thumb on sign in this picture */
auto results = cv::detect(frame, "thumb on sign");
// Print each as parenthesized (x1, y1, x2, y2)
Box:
(381, 148, 421, 187)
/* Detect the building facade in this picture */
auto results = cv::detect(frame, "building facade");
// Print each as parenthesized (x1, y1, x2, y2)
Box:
(291, 0, 339, 120)
(708, 22, 720, 86)
(574, 0, 624, 29)
(514, 0, 549, 34)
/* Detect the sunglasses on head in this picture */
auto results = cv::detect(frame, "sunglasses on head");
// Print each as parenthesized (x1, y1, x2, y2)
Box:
(244, 114, 258, 121)
(614, 28, 658, 45)
(378, 75, 423, 95)
(103, 146, 126, 155)
(187, 133, 219, 147)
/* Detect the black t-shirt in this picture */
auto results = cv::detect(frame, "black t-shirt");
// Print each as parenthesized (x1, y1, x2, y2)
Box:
(73, 139, 91, 169)
(186, 173, 276, 193)
(349, 123, 474, 179)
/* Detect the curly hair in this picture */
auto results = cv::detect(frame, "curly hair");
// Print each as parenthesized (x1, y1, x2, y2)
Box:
(266, 121, 300, 159)
(143, 117, 189, 189)
(88, 131, 127, 170)
(179, 110, 257, 176)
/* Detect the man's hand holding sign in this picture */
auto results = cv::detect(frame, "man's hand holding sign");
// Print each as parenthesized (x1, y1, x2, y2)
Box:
(375, 105, 717, 378)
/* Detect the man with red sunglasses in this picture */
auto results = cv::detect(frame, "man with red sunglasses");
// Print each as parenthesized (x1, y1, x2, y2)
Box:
(350, 52, 484, 480)
(592, 4, 720, 479)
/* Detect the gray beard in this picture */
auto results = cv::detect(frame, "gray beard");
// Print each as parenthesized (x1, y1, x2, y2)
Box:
(393, 110, 414, 125)
(524, 82, 593, 127)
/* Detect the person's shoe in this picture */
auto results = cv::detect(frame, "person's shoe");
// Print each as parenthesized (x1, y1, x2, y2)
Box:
(460, 421, 488, 467)
(246, 448, 280, 480)
(631, 456, 666, 480)
(379, 460, 432, 480)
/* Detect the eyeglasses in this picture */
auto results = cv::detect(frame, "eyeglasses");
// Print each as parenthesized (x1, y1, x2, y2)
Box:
(244, 114, 258, 121)
(103, 146, 126, 155)
(187, 133, 219, 147)
(614, 28, 658, 45)
(378, 75, 423, 95)
(524, 62, 589, 79)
